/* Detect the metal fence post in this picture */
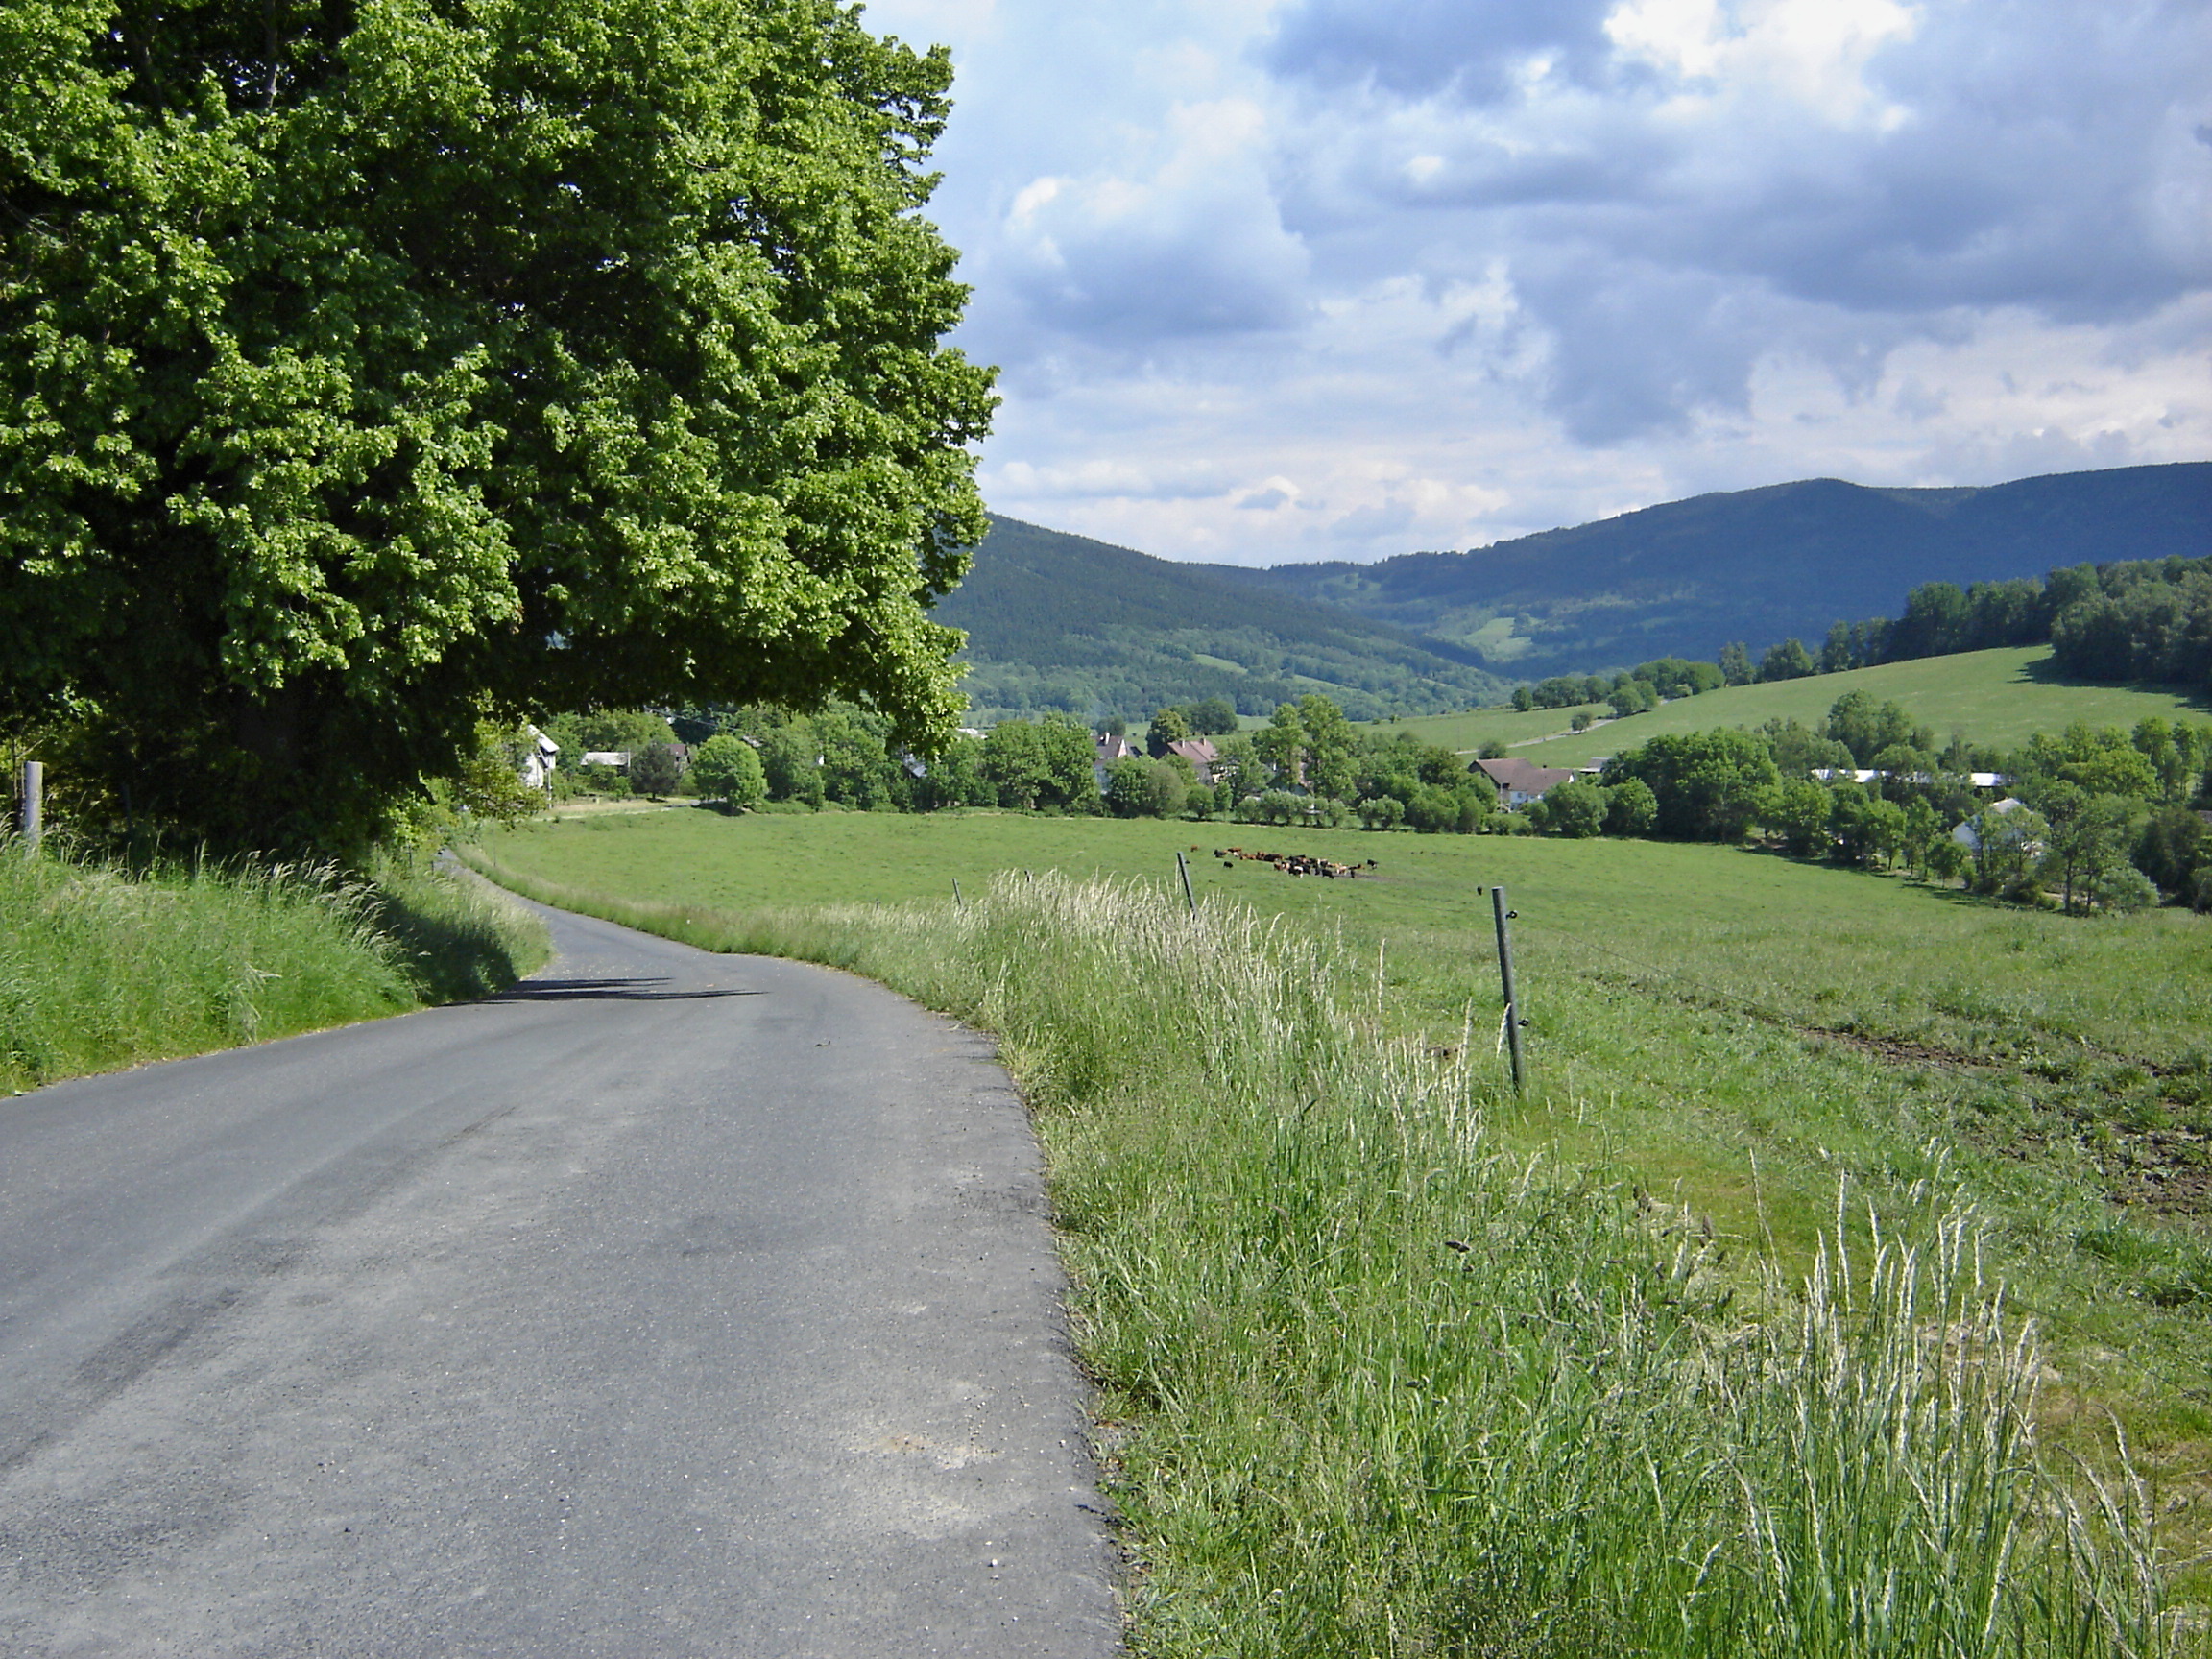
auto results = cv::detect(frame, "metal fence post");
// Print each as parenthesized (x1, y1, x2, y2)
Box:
(19, 760, 41, 853)
(1491, 884, 1526, 1094)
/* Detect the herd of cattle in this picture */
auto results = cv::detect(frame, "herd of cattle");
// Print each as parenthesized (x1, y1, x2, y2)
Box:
(1213, 847, 1378, 879)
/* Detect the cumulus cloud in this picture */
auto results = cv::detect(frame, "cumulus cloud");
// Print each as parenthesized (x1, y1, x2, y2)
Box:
(1262, 0, 1622, 102)
(862, 0, 2211, 565)
(997, 99, 1310, 345)
(1273, 0, 2212, 427)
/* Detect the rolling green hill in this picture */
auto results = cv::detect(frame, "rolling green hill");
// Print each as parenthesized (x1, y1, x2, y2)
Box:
(1208, 463, 2211, 676)
(1388, 646, 2212, 767)
(937, 515, 1510, 723)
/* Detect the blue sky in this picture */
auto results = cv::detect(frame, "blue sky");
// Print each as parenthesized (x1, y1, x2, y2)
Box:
(864, 0, 2212, 566)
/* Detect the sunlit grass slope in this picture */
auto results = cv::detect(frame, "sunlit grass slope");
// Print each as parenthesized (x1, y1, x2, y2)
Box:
(0, 847, 549, 1093)
(1390, 647, 2211, 762)
(474, 812, 2212, 1486)
(469, 814, 2212, 1657)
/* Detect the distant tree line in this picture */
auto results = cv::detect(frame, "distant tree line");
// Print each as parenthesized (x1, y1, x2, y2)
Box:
(1586, 693, 2212, 913)
(1806, 555, 2212, 690)
(542, 684, 2211, 912)
(1504, 554, 2212, 717)
(1512, 657, 1727, 713)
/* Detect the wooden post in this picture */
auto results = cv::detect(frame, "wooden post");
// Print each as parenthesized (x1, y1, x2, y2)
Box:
(1175, 850, 1197, 916)
(19, 760, 41, 853)
(1491, 884, 1526, 1095)
(952, 878, 964, 908)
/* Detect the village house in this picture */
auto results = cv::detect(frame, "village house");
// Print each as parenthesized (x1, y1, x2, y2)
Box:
(1474, 756, 1576, 808)
(518, 725, 560, 791)
(1951, 797, 2035, 853)
(1094, 731, 1139, 792)
(1165, 737, 1218, 785)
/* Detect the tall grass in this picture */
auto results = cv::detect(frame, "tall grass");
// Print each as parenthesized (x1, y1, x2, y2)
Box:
(463, 851, 2197, 1657)
(1, 840, 548, 1092)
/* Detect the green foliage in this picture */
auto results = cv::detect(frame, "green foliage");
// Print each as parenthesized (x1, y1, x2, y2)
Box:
(689, 733, 767, 807)
(437, 721, 550, 829)
(1763, 779, 1835, 856)
(1761, 717, 1855, 775)
(2051, 563, 2212, 686)
(1104, 756, 1187, 819)
(2089, 861, 2159, 915)
(814, 708, 901, 810)
(0, 0, 993, 854)
(1144, 706, 1193, 756)
(1402, 783, 1485, 833)
(1635, 656, 1726, 697)
(1606, 677, 1657, 717)
(1398, 648, 2211, 780)
(980, 716, 1094, 811)
(1206, 732, 1265, 801)
(1293, 693, 1357, 802)
(1815, 546, 2212, 695)
(1530, 779, 1607, 837)
(627, 743, 685, 799)
(1603, 776, 1658, 835)
(911, 733, 995, 810)
(1828, 784, 1909, 868)
(1760, 637, 1818, 682)
(1825, 691, 1934, 766)
(1720, 641, 1755, 685)
(1182, 695, 1241, 734)
(2020, 724, 2164, 801)
(1964, 803, 2049, 897)
(1253, 702, 1306, 784)
(1349, 729, 1493, 832)
(1924, 832, 1970, 886)
(2134, 805, 2207, 900)
(757, 724, 826, 807)
(2032, 785, 2145, 915)
(1605, 730, 1781, 841)
(1356, 793, 1406, 830)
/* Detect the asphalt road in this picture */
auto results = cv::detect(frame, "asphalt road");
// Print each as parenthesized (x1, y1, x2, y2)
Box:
(0, 899, 1121, 1655)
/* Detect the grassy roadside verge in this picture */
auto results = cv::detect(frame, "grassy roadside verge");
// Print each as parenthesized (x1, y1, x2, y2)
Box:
(0, 842, 549, 1094)
(460, 845, 2202, 1657)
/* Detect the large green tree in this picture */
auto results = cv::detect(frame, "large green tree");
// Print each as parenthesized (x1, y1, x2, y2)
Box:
(1603, 731, 1780, 841)
(1, 0, 995, 852)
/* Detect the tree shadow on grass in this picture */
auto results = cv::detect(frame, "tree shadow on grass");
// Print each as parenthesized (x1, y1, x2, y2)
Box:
(2015, 653, 2212, 712)
(373, 880, 542, 1003)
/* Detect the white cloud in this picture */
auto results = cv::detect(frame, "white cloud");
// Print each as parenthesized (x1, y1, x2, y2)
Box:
(860, 0, 2212, 565)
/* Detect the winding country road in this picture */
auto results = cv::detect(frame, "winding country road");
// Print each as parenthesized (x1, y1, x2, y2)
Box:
(0, 899, 1120, 1655)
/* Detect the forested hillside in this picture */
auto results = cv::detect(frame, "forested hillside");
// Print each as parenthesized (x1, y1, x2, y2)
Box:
(1207, 463, 2210, 677)
(938, 516, 1508, 722)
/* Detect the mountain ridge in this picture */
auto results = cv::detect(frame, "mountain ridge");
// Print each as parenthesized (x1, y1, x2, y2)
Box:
(942, 462, 2210, 721)
(1196, 462, 2211, 675)
(935, 515, 1510, 724)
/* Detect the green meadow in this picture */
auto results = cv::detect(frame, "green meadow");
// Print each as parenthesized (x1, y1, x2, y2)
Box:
(1, 848, 549, 1094)
(475, 806, 2212, 1651)
(1391, 646, 2212, 764)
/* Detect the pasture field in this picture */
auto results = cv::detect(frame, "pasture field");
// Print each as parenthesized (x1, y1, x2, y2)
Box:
(472, 808, 2212, 1652)
(1390, 646, 2212, 763)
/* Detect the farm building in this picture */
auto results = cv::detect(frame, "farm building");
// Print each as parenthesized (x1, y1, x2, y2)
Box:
(1166, 737, 1219, 784)
(1474, 756, 1576, 808)
(1094, 732, 1139, 791)
(1952, 798, 2035, 853)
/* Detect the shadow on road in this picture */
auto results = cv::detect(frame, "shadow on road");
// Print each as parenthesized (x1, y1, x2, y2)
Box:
(486, 977, 768, 1003)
